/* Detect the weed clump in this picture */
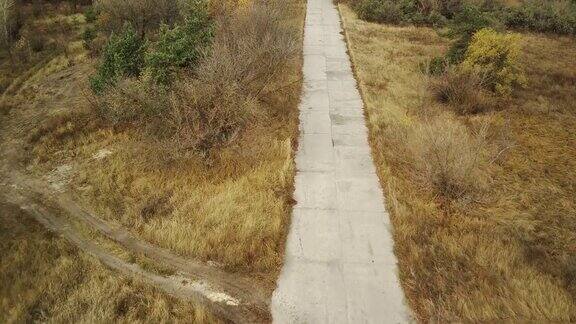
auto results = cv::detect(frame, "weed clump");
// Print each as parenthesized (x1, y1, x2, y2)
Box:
(407, 117, 489, 199)
(82, 26, 96, 50)
(93, 78, 168, 125)
(430, 67, 497, 114)
(83, 5, 98, 23)
(95, 0, 180, 38)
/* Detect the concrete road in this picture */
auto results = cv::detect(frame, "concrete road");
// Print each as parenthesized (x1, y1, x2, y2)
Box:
(271, 0, 411, 322)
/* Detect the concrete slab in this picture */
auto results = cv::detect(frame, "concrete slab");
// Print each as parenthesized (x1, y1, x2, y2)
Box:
(300, 110, 331, 134)
(295, 133, 334, 171)
(272, 0, 411, 322)
(293, 172, 336, 209)
(286, 208, 342, 262)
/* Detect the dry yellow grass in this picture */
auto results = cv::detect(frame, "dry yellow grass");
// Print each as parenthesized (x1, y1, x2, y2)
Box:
(0, 201, 217, 323)
(22, 0, 305, 290)
(340, 4, 576, 321)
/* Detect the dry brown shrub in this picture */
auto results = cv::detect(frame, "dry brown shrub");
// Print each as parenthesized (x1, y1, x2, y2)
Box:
(91, 78, 168, 125)
(197, 0, 299, 99)
(407, 116, 490, 199)
(166, 79, 258, 152)
(92, 0, 299, 154)
(430, 67, 498, 114)
(164, 0, 299, 151)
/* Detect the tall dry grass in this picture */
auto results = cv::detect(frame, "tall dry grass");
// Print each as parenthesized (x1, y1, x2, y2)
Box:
(341, 4, 576, 321)
(407, 116, 489, 199)
(0, 202, 217, 323)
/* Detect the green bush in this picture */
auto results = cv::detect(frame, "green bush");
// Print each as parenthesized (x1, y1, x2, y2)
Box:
(353, 0, 404, 24)
(145, 5, 213, 85)
(83, 6, 98, 23)
(352, 0, 467, 26)
(399, 0, 451, 25)
(504, 0, 576, 35)
(90, 24, 146, 94)
(445, 5, 499, 64)
(82, 27, 97, 50)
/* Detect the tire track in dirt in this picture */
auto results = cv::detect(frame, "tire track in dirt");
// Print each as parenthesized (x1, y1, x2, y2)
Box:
(0, 171, 271, 323)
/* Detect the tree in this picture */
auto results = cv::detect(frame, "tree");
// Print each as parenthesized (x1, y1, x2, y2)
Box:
(0, 0, 15, 63)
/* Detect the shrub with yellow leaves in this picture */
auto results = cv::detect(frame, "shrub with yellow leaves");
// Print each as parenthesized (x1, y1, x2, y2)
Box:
(461, 28, 527, 96)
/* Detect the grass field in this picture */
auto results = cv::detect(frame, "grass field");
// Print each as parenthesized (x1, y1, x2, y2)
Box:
(0, 201, 217, 323)
(340, 4, 576, 321)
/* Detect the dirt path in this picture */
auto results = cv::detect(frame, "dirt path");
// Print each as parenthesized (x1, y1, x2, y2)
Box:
(0, 170, 270, 322)
(0, 185, 257, 323)
(271, 0, 411, 322)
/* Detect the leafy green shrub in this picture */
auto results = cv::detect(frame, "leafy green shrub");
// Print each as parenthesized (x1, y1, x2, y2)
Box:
(353, 0, 404, 24)
(84, 5, 98, 23)
(461, 28, 526, 96)
(90, 24, 146, 94)
(445, 5, 499, 64)
(82, 26, 97, 50)
(145, 5, 213, 85)
(504, 0, 576, 35)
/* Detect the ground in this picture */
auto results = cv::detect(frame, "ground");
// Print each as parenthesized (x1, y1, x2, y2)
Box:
(340, 4, 576, 321)
(0, 0, 304, 321)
